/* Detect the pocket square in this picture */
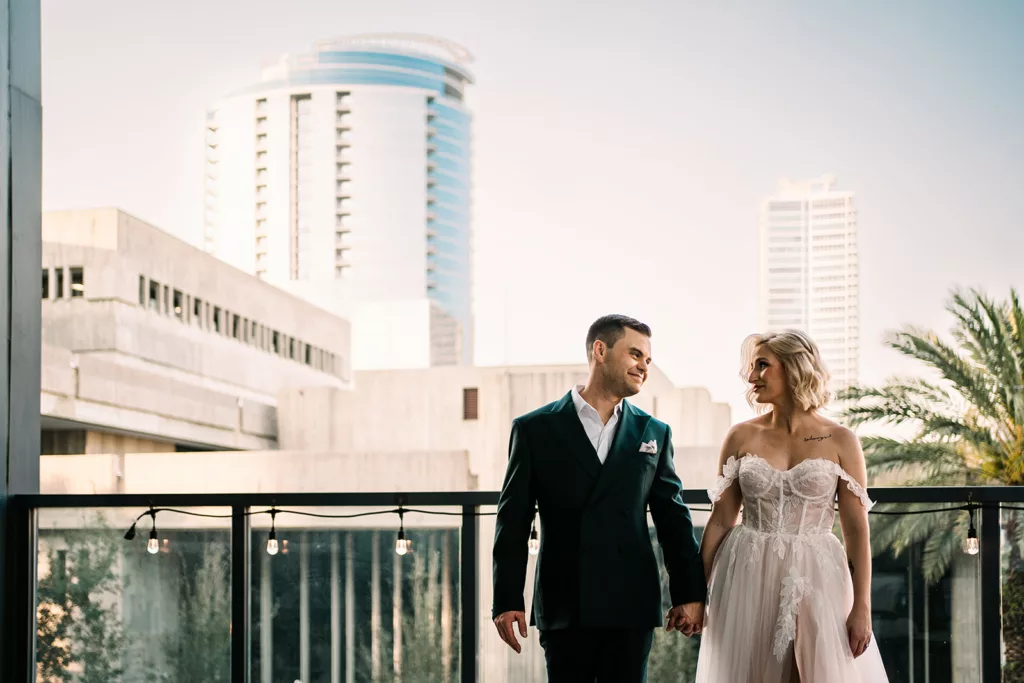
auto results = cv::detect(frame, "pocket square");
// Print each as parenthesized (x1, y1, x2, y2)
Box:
(639, 439, 658, 454)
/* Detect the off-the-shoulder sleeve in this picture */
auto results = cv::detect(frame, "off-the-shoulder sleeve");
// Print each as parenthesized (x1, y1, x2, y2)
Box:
(834, 465, 875, 511)
(708, 455, 742, 503)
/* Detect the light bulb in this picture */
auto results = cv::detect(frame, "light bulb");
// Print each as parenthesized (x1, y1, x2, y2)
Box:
(147, 529, 159, 555)
(267, 529, 279, 556)
(964, 507, 980, 556)
(395, 529, 408, 556)
(965, 525, 980, 556)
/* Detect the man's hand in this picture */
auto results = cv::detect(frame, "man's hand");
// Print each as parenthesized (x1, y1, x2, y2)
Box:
(493, 611, 528, 653)
(664, 602, 704, 637)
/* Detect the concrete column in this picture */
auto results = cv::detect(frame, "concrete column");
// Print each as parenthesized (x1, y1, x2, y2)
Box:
(300, 535, 310, 683)
(393, 546, 403, 680)
(331, 534, 341, 683)
(345, 533, 355, 683)
(0, 0, 42, 677)
(0, 0, 41, 494)
(371, 531, 381, 681)
(442, 535, 452, 679)
(261, 550, 273, 683)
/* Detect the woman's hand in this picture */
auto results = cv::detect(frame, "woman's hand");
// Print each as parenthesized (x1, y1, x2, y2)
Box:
(847, 603, 872, 658)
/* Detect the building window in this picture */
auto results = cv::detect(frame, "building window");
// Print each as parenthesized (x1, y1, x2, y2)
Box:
(232, 314, 241, 340)
(163, 285, 170, 315)
(149, 280, 160, 311)
(42, 269, 49, 299)
(272, 331, 280, 355)
(193, 298, 203, 328)
(305, 345, 312, 366)
(172, 290, 184, 319)
(69, 267, 84, 297)
(138, 275, 145, 305)
(213, 307, 222, 333)
(54, 268, 65, 299)
(463, 388, 479, 420)
(289, 338, 296, 360)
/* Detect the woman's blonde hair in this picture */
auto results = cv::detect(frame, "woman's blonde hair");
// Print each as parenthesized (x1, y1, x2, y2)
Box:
(741, 329, 831, 412)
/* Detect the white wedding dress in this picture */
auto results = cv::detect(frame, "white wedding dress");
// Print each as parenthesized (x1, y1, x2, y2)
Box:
(694, 454, 890, 682)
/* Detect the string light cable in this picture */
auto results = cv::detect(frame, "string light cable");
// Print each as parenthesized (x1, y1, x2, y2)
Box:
(121, 498, 1017, 557)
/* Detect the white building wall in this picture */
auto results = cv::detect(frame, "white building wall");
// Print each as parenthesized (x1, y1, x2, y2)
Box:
(345, 88, 430, 302)
(276, 364, 731, 493)
(206, 97, 256, 273)
(758, 174, 860, 390)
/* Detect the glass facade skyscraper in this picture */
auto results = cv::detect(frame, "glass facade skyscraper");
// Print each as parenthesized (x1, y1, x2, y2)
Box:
(205, 34, 474, 368)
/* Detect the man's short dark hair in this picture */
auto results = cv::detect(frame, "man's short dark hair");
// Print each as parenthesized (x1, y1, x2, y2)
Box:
(586, 314, 652, 361)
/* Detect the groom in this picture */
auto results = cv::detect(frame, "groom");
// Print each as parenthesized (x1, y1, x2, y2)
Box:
(492, 314, 706, 682)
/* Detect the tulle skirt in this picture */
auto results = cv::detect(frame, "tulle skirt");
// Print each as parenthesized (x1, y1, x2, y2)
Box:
(694, 524, 889, 682)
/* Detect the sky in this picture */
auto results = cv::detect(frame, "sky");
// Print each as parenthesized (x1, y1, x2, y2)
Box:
(41, 0, 1024, 421)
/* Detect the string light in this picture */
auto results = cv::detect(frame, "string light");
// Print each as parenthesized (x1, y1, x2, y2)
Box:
(395, 507, 408, 556)
(964, 501, 980, 556)
(124, 506, 156, 541)
(121, 498, 1004, 563)
(147, 520, 159, 555)
(267, 509, 279, 556)
(528, 520, 539, 556)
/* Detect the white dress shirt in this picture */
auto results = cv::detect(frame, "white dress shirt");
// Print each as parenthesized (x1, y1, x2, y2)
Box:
(571, 384, 623, 465)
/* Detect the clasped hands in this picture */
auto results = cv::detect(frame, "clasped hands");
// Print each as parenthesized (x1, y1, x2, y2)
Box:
(664, 601, 704, 637)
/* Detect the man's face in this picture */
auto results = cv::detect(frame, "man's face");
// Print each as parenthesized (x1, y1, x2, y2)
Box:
(596, 328, 652, 398)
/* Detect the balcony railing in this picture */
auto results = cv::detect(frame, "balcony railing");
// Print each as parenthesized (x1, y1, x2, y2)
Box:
(5, 486, 1022, 682)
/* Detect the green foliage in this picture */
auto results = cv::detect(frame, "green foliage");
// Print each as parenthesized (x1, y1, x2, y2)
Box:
(36, 521, 125, 683)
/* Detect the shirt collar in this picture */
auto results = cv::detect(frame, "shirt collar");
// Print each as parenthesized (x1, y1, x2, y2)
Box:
(571, 384, 623, 419)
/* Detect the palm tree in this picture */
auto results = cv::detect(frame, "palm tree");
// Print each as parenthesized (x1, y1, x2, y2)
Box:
(838, 287, 1024, 680)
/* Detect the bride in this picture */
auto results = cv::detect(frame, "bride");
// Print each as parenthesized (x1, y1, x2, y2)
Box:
(693, 330, 888, 682)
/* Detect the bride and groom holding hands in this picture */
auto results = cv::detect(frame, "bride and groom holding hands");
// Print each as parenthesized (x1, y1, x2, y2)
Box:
(491, 314, 889, 682)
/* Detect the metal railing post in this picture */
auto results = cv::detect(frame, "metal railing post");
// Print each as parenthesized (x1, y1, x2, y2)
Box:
(232, 504, 251, 683)
(980, 503, 1002, 682)
(460, 504, 479, 682)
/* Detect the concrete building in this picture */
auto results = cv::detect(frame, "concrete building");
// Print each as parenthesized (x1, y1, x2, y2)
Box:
(757, 174, 860, 390)
(203, 34, 474, 370)
(277, 364, 731, 492)
(41, 208, 351, 452)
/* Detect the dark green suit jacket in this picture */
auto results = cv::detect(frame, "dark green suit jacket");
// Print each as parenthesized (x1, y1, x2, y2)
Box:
(491, 391, 707, 630)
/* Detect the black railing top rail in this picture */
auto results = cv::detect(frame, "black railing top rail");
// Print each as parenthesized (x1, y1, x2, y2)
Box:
(11, 485, 1024, 509)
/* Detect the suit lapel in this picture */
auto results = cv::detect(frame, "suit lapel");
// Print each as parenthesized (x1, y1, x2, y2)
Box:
(589, 401, 648, 504)
(553, 392, 603, 479)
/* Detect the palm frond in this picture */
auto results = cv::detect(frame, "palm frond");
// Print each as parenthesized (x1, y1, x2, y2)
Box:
(840, 379, 958, 430)
(869, 505, 955, 558)
(860, 437, 970, 480)
(886, 328, 1007, 425)
(950, 289, 1024, 425)
(920, 513, 966, 584)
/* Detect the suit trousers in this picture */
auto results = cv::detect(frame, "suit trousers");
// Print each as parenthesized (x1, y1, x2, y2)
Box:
(539, 627, 654, 683)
